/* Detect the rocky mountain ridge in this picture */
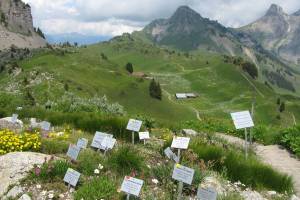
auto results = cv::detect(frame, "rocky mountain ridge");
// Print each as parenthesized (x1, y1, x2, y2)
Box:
(0, 0, 46, 50)
(239, 4, 300, 65)
(136, 6, 242, 55)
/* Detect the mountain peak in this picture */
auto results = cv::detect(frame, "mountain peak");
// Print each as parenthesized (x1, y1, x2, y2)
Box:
(265, 4, 286, 16)
(293, 9, 300, 16)
(170, 5, 202, 23)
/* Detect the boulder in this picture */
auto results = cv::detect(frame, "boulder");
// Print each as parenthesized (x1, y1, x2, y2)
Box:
(0, 152, 51, 197)
(4, 186, 23, 199)
(182, 129, 198, 136)
(18, 194, 32, 200)
(0, 117, 23, 130)
(291, 195, 300, 200)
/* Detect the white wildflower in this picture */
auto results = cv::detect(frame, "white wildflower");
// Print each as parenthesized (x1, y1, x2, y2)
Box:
(94, 169, 100, 174)
(152, 179, 159, 184)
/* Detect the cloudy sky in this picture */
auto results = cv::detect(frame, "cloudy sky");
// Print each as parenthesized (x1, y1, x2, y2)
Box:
(23, 0, 300, 36)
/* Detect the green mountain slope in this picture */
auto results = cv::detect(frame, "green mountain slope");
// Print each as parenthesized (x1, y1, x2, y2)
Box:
(133, 6, 300, 97)
(1, 34, 300, 127)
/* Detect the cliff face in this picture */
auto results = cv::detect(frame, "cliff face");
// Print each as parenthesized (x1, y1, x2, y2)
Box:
(0, 0, 46, 50)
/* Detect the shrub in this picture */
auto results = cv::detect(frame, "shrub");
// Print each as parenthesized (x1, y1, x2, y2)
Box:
(190, 139, 293, 193)
(31, 159, 71, 182)
(281, 126, 300, 157)
(108, 145, 144, 175)
(125, 62, 133, 74)
(77, 149, 104, 176)
(18, 108, 130, 141)
(152, 164, 173, 185)
(0, 130, 41, 155)
(74, 177, 116, 200)
(219, 192, 243, 200)
(40, 138, 69, 154)
(149, 79, 162, 100)
(242, 62, 258, 79)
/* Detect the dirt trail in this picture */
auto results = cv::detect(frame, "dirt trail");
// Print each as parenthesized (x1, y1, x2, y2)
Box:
(217, 133, 300, 196)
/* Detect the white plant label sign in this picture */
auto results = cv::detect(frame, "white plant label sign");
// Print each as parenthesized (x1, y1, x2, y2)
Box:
(197, 187, 217, 200)
(139, 132, 150, 140)
(230, 111, 254, 129)
(121, 176, 144, 197)
(67, 144, 81, 160)
(11, 114, 18, 123)
(171, 137, 190, 149)
(126, 119, 142, 132)
(63, 168, 81, 187)
(164, 147, 179, 163)
(172, 164, 194, 185)
(41, 121, 51, 131)
(91, 132, 113, 149)
(77, 138, 88, 149)
(100, 137, 116, 150)
(30, 118, 37, 126)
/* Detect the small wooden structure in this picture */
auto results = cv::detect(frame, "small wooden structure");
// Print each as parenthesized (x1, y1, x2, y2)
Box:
(175, 93, 198, 99)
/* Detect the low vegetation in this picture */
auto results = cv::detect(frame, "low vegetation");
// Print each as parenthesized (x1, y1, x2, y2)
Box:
(190, 137, 293, 193)
(74, 177, 116, 200)
(108, 145, 145, 175)
(281, 125, 300, 157)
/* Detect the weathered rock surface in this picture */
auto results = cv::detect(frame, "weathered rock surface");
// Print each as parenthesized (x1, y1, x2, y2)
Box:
(0, 0, 46, 50)
(0, 117, 23, 130)
(3, 185, 24, 199)
(18, 194, 32, 200)
(239, 4, 300, 65)
(0, 152, 51, 197)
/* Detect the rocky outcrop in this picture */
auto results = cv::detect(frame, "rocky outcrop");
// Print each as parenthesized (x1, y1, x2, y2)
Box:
(0, 152, 51, 197)
(0, 0, 46, 50)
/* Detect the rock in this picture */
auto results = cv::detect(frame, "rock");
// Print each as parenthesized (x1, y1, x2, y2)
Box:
(19, 194, 31, 200)
(200, 176, 226, 195)
(267, 191, 277, 196)
(0, 117, 23, 130)
(48, 193, 54, 199)
(0, 152, 51, 197)
(291, 194, 300, 200)
(182, 129, 198, 136)
(4, 185, 23, 199)
(0, 0, 46, 50)
(241, 190, 266, 200)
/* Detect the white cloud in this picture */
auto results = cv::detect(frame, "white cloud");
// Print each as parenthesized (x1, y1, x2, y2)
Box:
(22, 0, 300, 35)
(40, 18, 143, 36)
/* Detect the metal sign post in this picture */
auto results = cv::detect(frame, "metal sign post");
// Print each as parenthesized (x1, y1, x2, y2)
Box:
(244, 128, 248, 159)
(231, 111, 254, 159)
(132, 131, 135, 144)
(177, 181, 183, 200)
(177, 149, 181, 164)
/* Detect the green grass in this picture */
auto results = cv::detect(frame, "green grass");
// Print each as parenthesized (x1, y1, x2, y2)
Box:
(76, 149, 105, 176)
(108, 145, 145, 175)
(0, 35, 298, 129)
(74, 177, 117, 200)
(190, 138, 294, 193)
(40, 138, 69, 154)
